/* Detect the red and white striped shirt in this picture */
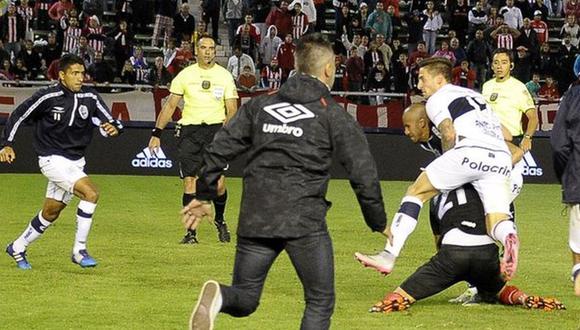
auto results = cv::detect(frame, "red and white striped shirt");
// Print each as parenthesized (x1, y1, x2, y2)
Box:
(292, 13, 309, 40)
(497, 34, 514, 49)
(63, 27, 82, 53)
(6, 15, 19, 43)
(261, 66, 283, 90)
(17, 6, 34, 35)
(85, 27, 105, 53)
(530, 20, 549, 44)
(38, 2, 50, 10)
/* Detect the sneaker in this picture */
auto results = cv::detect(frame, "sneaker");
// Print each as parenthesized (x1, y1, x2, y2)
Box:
(71, 249, 98, 268)
(354, 251, 395, 275)
(180, 230, 199, 244)
(6, 243, 32, 270)
(215, 221, 230, 243)
(500, 233, 519, 281)
(449, 286, 478, 304)
(190, 280, 221, 330)
(461, 293, 482, 306)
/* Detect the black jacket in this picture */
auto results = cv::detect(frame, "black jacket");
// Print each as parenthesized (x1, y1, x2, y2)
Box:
(1, 84, 118, 160)
(552, 83, 580, 203)
(196, 74, 387, 238)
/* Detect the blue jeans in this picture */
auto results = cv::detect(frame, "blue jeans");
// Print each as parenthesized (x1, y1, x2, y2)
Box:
(220, 233, 335, 330)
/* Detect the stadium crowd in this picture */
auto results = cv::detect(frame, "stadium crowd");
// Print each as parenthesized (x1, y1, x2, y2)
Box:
(0, 0, 577, 99)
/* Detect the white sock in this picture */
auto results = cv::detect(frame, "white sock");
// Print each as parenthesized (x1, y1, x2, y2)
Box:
(569, 204, 580, 254)
(211, 287, 223, 319)
(491, 220, 517, 246)
(384, 196, 421, 257)
(73, 201, 97, 254)
(13, 211, 52, 252)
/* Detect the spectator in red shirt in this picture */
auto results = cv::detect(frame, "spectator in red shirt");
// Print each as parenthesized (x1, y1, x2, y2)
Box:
(408, 41, 430, 67)
(346, 46, 364, 102)
(566, 0, 580, 19)
(237, 14, 261, 43)
(266, 1, 293, 38)
(452, 59, 476, 88)
(276, 33, 296, 81)
(538, 74, 561, 101)
(530, 10, 549, 44)
(382, 0, 400, 17)
(48, 0, 75, 21)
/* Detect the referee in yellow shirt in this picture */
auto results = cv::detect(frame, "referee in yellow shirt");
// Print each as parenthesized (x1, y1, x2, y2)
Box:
(482, 48, 538, 153)
(149, 36, 239, 244)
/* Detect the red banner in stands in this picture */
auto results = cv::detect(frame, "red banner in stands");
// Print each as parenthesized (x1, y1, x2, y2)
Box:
(0, 87, 558, 130)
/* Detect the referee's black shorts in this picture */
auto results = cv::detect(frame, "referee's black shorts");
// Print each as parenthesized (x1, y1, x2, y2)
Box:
(399, 244, 505, 301)
(177, 123, 222, 178)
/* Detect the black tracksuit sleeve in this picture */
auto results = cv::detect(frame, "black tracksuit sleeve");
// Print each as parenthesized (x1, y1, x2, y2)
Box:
(329, 104, 387, 233)
(1, 89, 47, 147)
(196, 102, 253, 200)
(551, 87, 576, 183)
(93, 90, 115, 123)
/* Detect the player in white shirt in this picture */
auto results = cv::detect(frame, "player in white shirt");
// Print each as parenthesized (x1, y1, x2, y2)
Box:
(356, 57, 520, 281)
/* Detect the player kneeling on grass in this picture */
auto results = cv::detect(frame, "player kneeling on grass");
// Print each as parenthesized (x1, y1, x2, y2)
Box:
(0, 54, 123, 270)
(356, 184, 564, 313)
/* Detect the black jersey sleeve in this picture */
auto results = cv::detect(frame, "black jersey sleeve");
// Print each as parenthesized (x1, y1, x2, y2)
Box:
(1, 88, 55, 147)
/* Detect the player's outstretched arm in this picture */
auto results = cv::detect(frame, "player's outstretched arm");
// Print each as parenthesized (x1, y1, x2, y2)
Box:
(0, 146, 15, 163)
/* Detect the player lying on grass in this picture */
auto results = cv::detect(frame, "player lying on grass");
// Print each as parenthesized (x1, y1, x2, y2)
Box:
(357, 184, 565, 313)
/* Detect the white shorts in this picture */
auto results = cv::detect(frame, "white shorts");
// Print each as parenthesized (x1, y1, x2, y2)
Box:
(425, 146, 512, 215)
(39, 155, 87, 204)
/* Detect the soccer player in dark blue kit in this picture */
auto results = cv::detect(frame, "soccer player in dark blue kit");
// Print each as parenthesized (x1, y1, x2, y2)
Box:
(0, 54, 123, 270)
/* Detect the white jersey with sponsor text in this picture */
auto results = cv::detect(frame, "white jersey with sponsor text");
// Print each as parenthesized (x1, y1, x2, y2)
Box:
(426, 84, 508, 152)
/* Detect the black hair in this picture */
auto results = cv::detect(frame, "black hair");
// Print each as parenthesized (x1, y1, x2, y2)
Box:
(58, 54, 85, 72)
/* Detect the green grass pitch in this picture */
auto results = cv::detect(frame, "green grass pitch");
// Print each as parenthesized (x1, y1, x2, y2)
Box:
(1, 174, 579, 329)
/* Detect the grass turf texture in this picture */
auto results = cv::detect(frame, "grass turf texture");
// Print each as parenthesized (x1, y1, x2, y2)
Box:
(0, 174, 579, 329)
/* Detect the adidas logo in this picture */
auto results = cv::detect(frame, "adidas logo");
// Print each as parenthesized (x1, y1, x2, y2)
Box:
(521, 152, 543, 176)
(132, 147, 173, 168)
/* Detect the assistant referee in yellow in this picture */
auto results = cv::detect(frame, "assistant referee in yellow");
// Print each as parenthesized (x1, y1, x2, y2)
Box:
(482, 48, 538, 153)
(149, 36, 239, 244)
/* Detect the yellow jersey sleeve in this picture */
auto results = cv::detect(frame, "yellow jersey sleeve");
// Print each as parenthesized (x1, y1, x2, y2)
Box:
(224, 72, 239, 100)
(169, 70, 186, 96)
